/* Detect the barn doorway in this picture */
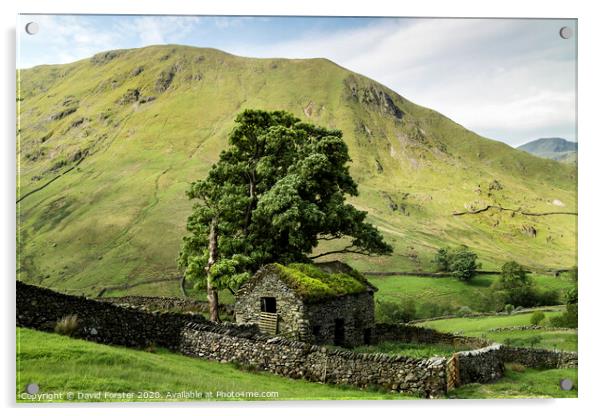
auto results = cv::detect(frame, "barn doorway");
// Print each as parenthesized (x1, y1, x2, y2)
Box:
(334, 319, 345, 346)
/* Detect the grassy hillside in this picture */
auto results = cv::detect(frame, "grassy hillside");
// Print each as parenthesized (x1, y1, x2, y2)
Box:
(17, 45, 577, 296)
(16, 328, 407, 402)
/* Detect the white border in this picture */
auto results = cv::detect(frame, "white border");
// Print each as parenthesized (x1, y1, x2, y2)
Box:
(3, 1, 601, 415)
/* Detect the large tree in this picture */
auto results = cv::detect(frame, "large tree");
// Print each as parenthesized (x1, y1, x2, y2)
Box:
(179, 109, 392, 321)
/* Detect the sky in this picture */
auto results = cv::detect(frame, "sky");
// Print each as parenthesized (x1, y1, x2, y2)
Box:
(17, 15, 577, 146)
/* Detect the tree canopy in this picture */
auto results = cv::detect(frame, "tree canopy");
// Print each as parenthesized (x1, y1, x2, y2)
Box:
(178, 109, 392, 320)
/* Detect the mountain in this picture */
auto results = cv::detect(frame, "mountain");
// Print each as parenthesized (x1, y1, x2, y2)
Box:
(17, 45, 577, 297)
(518, 138, 577, 163)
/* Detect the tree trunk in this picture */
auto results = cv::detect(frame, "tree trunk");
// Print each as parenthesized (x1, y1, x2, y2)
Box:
(243, 172, 256, 236)
(205, 217, 220, 322)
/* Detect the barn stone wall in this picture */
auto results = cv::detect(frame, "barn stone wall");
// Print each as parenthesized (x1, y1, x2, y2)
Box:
(234, 267, 375, 346)
(304, 292, 375, 347)
(234, 272, 306, 338)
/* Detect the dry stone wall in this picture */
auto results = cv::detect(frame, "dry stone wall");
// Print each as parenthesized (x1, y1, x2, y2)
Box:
(375, 323, 490, 349)
(499, 346, 578, 368)
(17, 281, 218, 349)
(179, 322, 447, 397)
(98, 295, 234, 316)
(456, 344, 505, 384)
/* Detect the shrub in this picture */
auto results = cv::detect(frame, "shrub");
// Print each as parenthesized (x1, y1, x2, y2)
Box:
(494, 287, 559, 309)
(54, 314, 79, 337)
(420, 301, 453, 319)
(525, 335, 543, 348)
(550, 304, 578, 328)
(505, 362, 526, 373)
(375, 299, 417, 323)
(493, 263, 559, 308)
(535, 288, 560, 306)
(530, 311, 545, 325)
(457, 306, 473, 317)
(504, 304, 514, 315)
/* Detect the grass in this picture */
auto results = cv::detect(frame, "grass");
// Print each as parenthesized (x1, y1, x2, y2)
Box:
(17, 327, 578, 401)
(16, 328, 410, 402)
(274, 263, 368, 301)
(352, 341, 464, 358)
(368, 273, 573, 319)
(450, 367, 578, 399)
(17, 44, 576, 297)
(417, 312, 577, 351)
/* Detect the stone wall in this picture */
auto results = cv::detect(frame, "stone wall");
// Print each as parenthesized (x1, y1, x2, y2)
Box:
(499, 346, 578, 368)
(98, 295, 234, 316)
(456, 344, 505, 385)
(180, 322, 447, 397)
(235, 271, 306, 337)
(375, 323, 490, 349)
(305, 292, 375, 347)
(16, 281, 224, 349)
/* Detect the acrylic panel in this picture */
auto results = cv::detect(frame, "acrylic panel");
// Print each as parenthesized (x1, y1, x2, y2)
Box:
(16, 14, 578, 402)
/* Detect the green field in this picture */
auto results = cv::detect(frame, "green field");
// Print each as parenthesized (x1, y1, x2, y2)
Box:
(16, 328, 410, 402)
(418, 312, 577, 351)
(451, 367, 577, 399)
(367, 273, 573, 319)
(17, 45, 577, 298)
(352, 341, 464, 358)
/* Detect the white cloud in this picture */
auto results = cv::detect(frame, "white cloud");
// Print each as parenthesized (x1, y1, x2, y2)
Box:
(228, 19, 576, 144)
(123, 16, 201, 45)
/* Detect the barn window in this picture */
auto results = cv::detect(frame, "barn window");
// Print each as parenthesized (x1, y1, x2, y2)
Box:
(260, 297, 277, 313)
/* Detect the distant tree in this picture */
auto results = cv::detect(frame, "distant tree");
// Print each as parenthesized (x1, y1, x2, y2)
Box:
(448, 246, 479, 281)
(179, 109, 392, 321)
(375, 299, 416, 323)
(494, 261, 537, 307)
(433, 247, 450, 272)
(499, 261, 531, 290)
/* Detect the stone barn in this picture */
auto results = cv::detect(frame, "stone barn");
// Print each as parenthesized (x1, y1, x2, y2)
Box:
(234, 261, 377, 347)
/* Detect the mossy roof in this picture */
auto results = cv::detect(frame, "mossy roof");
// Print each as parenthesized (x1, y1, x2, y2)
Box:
(257, 262, 376, 303)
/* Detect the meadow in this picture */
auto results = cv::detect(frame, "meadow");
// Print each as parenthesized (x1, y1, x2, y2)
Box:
(418, 312, 577, 351)
(17, 327, 577, 402)
(16, 328, 409, 402)
(370, 273, 572, 318)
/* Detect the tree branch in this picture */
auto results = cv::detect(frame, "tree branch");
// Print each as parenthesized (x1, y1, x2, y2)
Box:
(317, 234, 343, 241)
(309, 246, 376, 260)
